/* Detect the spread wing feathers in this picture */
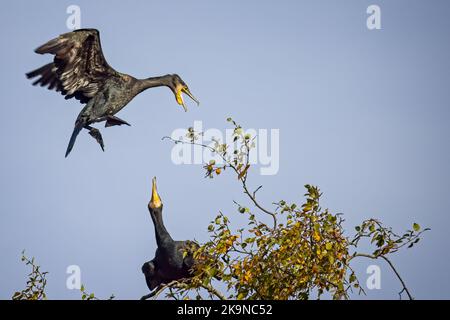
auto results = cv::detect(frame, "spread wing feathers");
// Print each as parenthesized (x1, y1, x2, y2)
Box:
(26, 29, 117, 104)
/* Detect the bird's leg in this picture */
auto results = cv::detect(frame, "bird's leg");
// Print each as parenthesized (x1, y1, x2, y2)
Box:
(85, 125, 105, 151)
(93, 115, 131, 128)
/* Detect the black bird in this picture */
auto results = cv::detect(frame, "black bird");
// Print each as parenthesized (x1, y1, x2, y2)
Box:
(26, 29, 199, 157)
(141, 177, 199, 299)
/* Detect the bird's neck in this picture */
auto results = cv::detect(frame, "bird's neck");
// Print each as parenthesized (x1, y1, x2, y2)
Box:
(150, 209, 173, 248)
(137, 75, 172, 93)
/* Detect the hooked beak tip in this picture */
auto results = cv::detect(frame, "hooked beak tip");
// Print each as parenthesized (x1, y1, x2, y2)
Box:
(182, 88, 199, 107)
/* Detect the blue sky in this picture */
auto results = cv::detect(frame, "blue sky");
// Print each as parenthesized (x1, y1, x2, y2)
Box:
(1, 0, 449, 299)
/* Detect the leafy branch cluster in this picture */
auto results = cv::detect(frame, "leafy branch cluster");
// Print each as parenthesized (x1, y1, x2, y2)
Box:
(12, 251, 115, 300)
(12, 251, 48, 300)
(350, 219, 428, 257)
(349, 219, 429, 299)
(161, 118, 428, 300)
(80, 284, 115, 300)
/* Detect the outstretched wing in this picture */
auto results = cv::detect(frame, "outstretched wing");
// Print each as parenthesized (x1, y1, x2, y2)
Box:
(26, 29, 117, 104)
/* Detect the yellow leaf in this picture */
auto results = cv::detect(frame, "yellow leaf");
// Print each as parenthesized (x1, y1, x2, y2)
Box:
(238, 164, 250, 180)
(313, 232, 321, 242)
(328, 255, 335, 264)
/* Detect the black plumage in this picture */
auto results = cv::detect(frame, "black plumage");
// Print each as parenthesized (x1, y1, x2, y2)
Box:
(26, 29, 199, 157)
(141, 178, 199, 299)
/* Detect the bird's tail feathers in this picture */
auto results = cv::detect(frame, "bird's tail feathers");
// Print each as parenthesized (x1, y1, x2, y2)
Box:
(65, 123, 83, 158)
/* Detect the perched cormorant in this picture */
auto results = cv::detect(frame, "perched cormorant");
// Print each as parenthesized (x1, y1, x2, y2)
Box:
(26, 29, 199, 157)
(141, 177, 199, 299)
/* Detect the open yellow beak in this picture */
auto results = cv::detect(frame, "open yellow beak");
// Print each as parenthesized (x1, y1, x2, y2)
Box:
(176, 86, 200, 112)
(149, 177, 162, 209)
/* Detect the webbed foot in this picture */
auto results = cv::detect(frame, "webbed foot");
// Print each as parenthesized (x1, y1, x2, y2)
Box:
(88, 127, 105, 151)
(104, 115, 131, 128)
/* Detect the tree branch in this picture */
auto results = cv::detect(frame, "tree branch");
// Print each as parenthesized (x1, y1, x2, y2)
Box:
(352, 253, 413, 300)
(141, 279, 226, 300)
(163, 135, 277, 229)
(199, 283, 226, 300)
(241, 182, 277, 229)
(140, 281, 180, 300)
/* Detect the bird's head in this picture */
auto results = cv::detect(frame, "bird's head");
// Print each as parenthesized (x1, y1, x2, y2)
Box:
(148, 177, 163, 212)
(168, 74, 199, 112)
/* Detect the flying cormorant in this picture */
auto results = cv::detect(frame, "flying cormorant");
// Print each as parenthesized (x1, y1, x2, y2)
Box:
(26, 29, 199, 157)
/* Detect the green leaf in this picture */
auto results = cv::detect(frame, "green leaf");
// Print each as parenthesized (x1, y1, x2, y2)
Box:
(413, 223, 420, 232)
(237, 292, 246, 300)
(207, 268, 217, 277)
(202, 277, 210, 287)
(89, 293, 95, 299)
(328, 255, 335, 264)
(325, 242, 333, 250)
(313, 224, 320, 233)
(245, 237, 255, 243)
(80, 285, 85, 292)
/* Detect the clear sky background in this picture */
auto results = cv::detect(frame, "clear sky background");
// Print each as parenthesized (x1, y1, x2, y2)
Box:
(1, 0, 449, 299)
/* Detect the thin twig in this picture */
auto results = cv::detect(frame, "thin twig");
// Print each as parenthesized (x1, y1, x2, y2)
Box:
(163, 135, 278, 229)
(351, 253, 413, 300)
(242, 182, 277, 229)
(380, 255, 413, 300)
(253, 185, 263, 198)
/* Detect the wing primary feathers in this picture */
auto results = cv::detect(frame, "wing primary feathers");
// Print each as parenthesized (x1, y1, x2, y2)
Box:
(26, 63, 53, 79)
(26, 29, 116, 105)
